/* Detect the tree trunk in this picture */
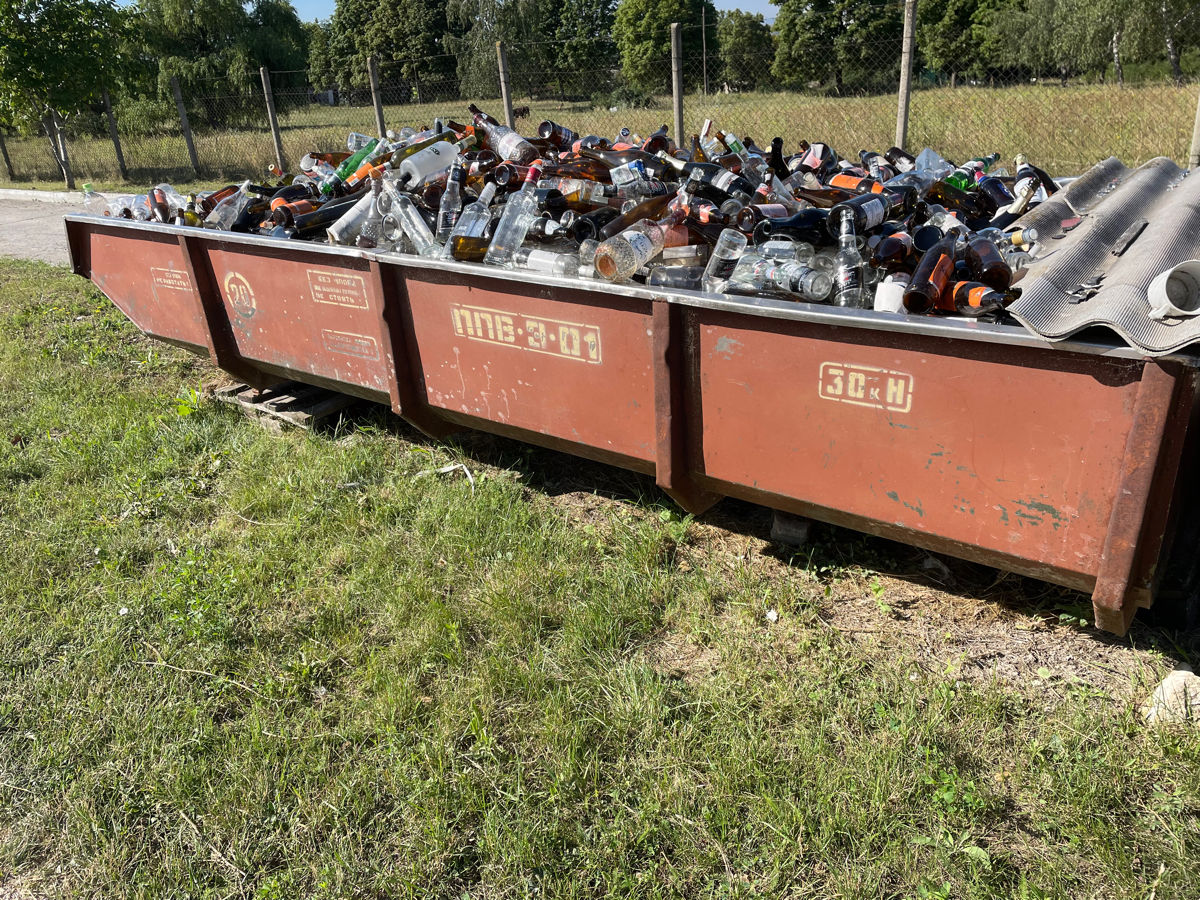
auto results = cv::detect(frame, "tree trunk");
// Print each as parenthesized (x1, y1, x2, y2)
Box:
(1111, 29, 1124, 86)
(53, 111, 75, 189)
(40, 114, 71, 188)
(1162, 1, 1183, 86)
(950, 71, 957, 88)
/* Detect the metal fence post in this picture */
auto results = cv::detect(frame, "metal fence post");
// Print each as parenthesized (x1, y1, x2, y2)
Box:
(102, 88, 129, 181)
(1189, 82, 1200, 169)
(367, 56, 387, 138)
(0, 130, 14, 181)
(895, 0, 918, 150)
(260, 67, 286, 173)
(170, 77, 201, 178)
(671, 23, 684, 149)
(496, 41, 515, 129)
(701, 7, 709, 96)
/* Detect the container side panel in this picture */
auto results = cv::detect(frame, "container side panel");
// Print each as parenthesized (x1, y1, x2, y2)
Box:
(404, 275, 657, 463)
(87, 230, 209, 351)
(692, 310, 1142, 581)
(205, 246, 392, 397)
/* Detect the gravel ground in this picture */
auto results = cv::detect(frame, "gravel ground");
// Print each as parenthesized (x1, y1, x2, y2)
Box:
(0, 197, 74, 267)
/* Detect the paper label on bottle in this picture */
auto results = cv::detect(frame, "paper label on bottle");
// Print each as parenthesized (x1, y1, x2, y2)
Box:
(624, 231, 656, 260)
(859, 196, 887, 230)
(710, 169, 739, 193)
(707, 255, 739, 282)
(836, 266, 862, 297)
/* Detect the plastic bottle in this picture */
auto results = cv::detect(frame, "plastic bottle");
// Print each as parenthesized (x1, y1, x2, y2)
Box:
(81, 183, 108, 215)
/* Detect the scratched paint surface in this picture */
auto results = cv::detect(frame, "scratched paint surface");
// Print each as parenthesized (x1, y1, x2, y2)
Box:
(205, 248, 392, 395)
(405, 277, 656, 461)
(86, 230, 209, 350)
(693, 311, 1142, 579)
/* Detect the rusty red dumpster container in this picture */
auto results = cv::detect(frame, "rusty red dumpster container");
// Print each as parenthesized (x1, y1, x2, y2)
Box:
(64, 215, 1200, 635)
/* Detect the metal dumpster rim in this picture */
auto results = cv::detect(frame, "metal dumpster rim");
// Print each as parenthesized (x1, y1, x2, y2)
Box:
(63, 214, 1200, 366)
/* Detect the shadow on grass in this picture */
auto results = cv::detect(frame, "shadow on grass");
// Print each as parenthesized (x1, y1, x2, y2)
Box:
(327, 399, 1200, 660)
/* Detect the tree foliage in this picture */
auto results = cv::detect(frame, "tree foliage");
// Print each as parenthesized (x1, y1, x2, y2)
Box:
(0, 0, 129, 128)
(773, 0, 904, 94)
(613, 0, 719, 94)
(135, 0, 308, 124)
(716, 10, 773, 91)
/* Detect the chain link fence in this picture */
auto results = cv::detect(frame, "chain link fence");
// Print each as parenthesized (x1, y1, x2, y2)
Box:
(2, 4, 1199, 187)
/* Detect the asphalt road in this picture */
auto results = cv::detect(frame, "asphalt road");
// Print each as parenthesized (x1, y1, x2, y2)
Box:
(0, 198, 74, 267)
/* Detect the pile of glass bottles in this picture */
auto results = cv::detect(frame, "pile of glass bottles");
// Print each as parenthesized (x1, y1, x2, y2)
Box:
(82, 105, 1057, 319)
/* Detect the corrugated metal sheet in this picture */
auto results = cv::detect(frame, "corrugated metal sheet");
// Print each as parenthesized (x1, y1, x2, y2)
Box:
(1010, 156, 1200, 355)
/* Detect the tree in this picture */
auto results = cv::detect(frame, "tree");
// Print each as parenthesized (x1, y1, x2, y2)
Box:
(138, 0, 308, 124)
(555, 0, 619, 90)
(613, 0, 719, 95)
(772, 0, 903, 94)
(771, 0, 838, 91)
(0, 0, 130, 186)
(716, 10, 773, 91)
(321, 0, 456, 101)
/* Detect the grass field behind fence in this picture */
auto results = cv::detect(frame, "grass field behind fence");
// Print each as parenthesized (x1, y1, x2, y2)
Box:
(3, 82, 1198, 188)
(2, 259, 1200, 897)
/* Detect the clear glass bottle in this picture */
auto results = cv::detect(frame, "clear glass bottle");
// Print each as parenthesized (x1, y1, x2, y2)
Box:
(442, 182, 499, 260)
(593, 212, 683, 283)
(513, 247, 577, 277)
(470, 104, 538, 164)
(728, 253, 832, 302)
(436, 159, 467, 242)
(356, 176, 386, 249)
(484, 164, 544, 267)
(204, 180, 251, 230)
(381, 194, 440, 257)
(702, 228, 747, 293)
(832, 210, 868, 308)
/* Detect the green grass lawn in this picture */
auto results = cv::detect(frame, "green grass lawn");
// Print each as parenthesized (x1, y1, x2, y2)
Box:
(1, 258, 1199, 898)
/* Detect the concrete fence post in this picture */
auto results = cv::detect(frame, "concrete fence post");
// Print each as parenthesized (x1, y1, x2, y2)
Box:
(170, 77, 201, 178)
(895, 0, 918, 150)
(260, 67, 286, 173)
(671, 23, 684, 150)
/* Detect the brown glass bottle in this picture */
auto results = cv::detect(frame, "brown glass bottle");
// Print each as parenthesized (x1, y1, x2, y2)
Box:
(791, 186, 857, 209)
(597, 193, 674, 240)
(965, 236, 1013, 290)
(870, 231, 915, 272)
(827, 172, 884, 195)
(946, 281, 1016, 317)
(538, 120, 579, 150)
(903, 235, 958, 313)
(271, 198, 318, 226)
(924, 181, 991, 220)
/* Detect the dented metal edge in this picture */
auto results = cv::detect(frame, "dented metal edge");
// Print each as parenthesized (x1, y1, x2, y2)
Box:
(64, 214, 1200, 366)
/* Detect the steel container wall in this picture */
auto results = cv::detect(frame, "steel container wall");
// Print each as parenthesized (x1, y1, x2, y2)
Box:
(64, 216, 1200, 635)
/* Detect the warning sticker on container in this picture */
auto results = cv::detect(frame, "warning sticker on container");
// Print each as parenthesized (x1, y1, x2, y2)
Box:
(819, 362, 913, 413)
(321, 329, 380, 361)
(150, 267, 191, 301)
(308, 269, 370, 309)
(450, 302, 601, 364)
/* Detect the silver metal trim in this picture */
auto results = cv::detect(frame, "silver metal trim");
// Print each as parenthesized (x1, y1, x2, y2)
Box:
(64, 213, 1200, 365)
